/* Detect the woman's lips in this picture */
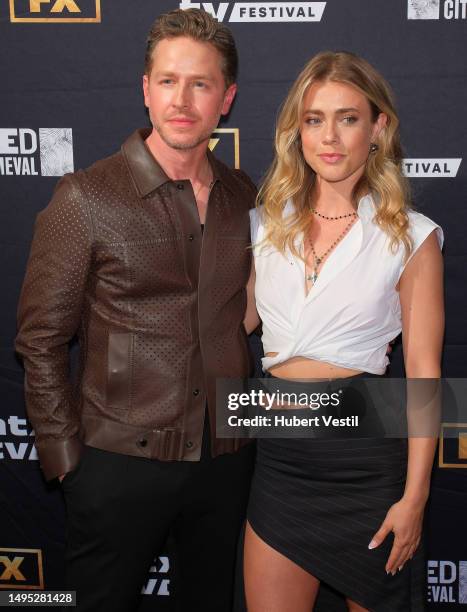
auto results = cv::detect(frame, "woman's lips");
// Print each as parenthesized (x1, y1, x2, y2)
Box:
(319, 153, 345, 163)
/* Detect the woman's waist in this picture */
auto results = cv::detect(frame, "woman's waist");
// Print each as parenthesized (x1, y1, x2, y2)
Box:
(267, 354, 365, 380)
(263, 348, 388, 377)
(260, 326, 393, 376)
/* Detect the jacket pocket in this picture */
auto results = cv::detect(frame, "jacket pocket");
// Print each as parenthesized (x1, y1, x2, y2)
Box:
(107, 333, 133, 411)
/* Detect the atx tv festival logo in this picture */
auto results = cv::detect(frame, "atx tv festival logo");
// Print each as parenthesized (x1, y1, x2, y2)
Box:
(408, 0, 467, 19)
(141, 556, 170, 597)
(0, 128, 74, 177)
(10, 0, 101, 23)
(427, 561, 467, 604)
(180, 1, 326, 22)
(402, 158, 462, 177)
(0, 548, 44, 590)
(0, 415, 37, 461)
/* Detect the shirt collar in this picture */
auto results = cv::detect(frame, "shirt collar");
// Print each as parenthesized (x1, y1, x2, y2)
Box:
(121, 128, 240, 197)
(357, 193, 377, 223)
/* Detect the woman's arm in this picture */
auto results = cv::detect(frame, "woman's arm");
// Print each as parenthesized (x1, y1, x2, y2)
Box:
(401, 231, 444, 378)
(243, 260, 261, 335)
(369, 230, 444, 574)
(401, 229, 444, 502)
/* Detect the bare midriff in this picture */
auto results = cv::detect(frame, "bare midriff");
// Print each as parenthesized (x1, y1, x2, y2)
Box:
(266, 353, 363, 380)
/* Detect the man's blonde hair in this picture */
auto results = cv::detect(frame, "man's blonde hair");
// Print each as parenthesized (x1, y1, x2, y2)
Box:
(145, 8, 238, 88)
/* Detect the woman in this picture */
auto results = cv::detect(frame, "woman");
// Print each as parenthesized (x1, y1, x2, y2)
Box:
(243, 51, 444, 611)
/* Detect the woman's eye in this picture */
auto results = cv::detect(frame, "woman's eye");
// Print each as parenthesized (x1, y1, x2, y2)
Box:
(342, 115, 358, 125)
(305, 117, 321, 125)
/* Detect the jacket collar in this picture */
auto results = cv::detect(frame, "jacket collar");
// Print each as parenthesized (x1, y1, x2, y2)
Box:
(122, 128, 239, 197)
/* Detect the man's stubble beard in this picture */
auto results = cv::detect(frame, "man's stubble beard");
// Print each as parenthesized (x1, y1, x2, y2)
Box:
(152, 119, 215, 152)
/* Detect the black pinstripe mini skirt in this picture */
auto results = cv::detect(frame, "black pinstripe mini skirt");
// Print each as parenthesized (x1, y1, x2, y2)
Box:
(247, 375, 425, 611)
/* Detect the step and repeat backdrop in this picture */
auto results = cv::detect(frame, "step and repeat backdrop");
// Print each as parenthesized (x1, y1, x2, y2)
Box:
(1, 1, 466, 609)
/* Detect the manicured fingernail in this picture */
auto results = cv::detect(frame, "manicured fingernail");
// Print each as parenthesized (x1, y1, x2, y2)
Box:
(368, 540, 377, 549)
(398, 566, 403, 572)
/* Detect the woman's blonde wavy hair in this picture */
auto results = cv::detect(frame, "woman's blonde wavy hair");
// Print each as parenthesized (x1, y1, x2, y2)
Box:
(258, 51, 412, 259)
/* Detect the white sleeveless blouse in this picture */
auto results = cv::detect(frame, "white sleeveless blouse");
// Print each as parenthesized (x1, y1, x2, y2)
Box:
(250, 195, 443, 374)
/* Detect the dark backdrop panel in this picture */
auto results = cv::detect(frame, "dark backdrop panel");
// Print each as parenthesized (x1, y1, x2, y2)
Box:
(1, 1, 466, 609)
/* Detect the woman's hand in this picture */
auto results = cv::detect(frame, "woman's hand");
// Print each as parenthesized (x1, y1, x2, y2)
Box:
(368, 497, 425, 575)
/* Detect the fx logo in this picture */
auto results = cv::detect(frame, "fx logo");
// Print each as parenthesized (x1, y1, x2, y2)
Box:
(209, 128, 240, 169)
(9, 0, 101, 23)
(0, 548, 44, 590)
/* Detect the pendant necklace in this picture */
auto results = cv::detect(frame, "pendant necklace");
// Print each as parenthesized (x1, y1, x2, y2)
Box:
(306, 211, 357, 285)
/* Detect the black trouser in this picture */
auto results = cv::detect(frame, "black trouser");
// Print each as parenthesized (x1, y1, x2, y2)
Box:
(61, 420, 255, 612)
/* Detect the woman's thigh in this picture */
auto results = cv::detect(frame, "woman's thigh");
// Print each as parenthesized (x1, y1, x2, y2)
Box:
(244, 521, 320, 612)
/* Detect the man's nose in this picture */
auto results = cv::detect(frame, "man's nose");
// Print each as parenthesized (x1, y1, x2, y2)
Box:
(173, 84, 190, 109)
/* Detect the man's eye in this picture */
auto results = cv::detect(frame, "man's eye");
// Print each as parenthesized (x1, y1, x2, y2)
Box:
(194, 81, 206, 88)
(160, 79, 174, 85)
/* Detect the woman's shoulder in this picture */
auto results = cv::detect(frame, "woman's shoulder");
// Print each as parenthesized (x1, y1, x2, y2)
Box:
(362, 194, 444, 251)
(249, 199, 295, 244)
(249, 199, 295, 225)
(406, 208, 444, 250)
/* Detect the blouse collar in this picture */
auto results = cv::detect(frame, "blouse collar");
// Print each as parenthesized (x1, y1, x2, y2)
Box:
(283, 193, 378, 304)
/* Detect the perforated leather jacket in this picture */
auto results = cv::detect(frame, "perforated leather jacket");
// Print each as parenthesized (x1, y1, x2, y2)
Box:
(16, 128, 257, 480)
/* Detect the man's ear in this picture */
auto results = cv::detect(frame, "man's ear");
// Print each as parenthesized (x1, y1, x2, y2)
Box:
(221, 83, 237, 116)
(143, 74, 149, 108)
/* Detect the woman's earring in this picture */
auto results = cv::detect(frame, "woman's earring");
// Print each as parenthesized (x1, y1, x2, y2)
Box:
(370, 143, 379, 153)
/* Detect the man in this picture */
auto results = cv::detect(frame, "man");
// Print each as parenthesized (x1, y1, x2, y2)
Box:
(16, 9, 256, 612)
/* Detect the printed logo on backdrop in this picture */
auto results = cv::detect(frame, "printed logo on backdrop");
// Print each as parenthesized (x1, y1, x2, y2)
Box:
(438, 422, 467, 468)
(0, 129, 74, 177)
(142, 556, 170, 597)
(402, 158, 462, 177)
(180, 1, 326, 22)
(0, 548, 44, 590)
(209, 128, 240, 168)
(0, 415, 37, 461)
(427, 561, 467, 604)
(408, 0, 467, 20)
(10, 0, 101, 23)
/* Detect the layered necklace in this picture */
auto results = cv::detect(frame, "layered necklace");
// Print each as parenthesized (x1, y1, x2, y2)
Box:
(306, 206, 357, 285)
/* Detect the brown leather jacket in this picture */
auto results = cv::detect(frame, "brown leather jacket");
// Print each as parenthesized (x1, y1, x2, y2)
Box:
(16, 128, 257, 481)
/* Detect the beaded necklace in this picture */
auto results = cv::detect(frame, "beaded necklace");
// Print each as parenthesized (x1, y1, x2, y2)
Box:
(306, 209, 357, 285)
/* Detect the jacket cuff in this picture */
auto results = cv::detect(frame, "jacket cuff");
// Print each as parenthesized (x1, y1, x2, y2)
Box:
(36, 435, 84, 481)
